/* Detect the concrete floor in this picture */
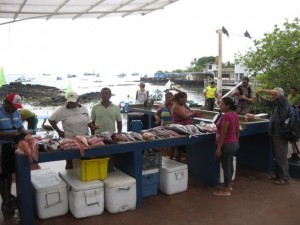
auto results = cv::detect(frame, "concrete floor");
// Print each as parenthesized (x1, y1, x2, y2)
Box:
(1, 162, 300, 225)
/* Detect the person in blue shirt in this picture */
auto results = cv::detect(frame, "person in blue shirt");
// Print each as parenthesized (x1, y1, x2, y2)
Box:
(0, 94, 25, 214)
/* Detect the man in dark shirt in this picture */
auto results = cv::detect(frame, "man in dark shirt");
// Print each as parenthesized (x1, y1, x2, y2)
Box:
(256, 87, 290, 185)
(0, 94, 25, 213)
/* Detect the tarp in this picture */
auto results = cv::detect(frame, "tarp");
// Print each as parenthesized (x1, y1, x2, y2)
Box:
(0, 0, 179, 25)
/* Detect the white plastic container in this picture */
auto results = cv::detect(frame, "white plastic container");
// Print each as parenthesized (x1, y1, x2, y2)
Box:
(103, 168, 136, 214)
(58, 170, 104, 218)
(31, 170, 68, 219)
(219, 156, 236, 183)
(159, 157, 188, 195)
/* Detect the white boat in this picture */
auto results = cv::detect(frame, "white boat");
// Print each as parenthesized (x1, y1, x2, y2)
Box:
(42, 73, 51, 76)
(84, 72, 96, 76)
(15, 76, 34, 83)
(56, 76, 63, 80)
(116, 73, 126, 78)
(67, 74, 77, 78)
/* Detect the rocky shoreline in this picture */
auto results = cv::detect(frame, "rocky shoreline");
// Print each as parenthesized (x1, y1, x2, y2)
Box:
(0, 82, 100, 106)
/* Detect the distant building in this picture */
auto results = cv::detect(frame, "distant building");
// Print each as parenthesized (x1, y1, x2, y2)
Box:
(234, 64, 251, 82)
(203, 62, 235, 80)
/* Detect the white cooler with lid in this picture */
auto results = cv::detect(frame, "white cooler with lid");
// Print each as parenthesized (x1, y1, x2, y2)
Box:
(103, 168, 136, 214)
(58, 170, 104, 218)
(159, 157, 188, 195)
(31, 170, 68, 219)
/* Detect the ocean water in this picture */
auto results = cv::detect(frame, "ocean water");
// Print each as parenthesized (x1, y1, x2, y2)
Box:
(5, 73, 205, 133)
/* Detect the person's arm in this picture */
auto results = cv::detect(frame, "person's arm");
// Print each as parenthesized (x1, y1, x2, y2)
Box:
(136, 90, 138, 101)
(256, 89, 278, 104)
(155, 104, 163, 125)
(146, 90, 149, 100)
(215, 120, 230, 157)
(48, 119, 65, 138)
(173, 104, 195, 120)
(116, 121, 122, 133)
(240, 94, 255, 103)
(88, 122, 97, 135)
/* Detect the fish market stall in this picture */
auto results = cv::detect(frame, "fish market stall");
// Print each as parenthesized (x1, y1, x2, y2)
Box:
(15, 128, 216, 225)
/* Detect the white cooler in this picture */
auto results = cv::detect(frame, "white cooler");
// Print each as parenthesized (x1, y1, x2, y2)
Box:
(58, 170, 104, 218)
(31, 170, 68, 219)
(159, 157, 188, 195)
(103, 168, 136, 214)
(219, 156, 236, 183)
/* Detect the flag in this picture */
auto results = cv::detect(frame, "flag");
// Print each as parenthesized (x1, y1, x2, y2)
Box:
(65, 82, 72, 98)
(0, 67, 6, 87)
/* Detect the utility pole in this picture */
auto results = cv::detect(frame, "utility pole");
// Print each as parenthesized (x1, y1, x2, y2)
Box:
(216, 29, 223, 97)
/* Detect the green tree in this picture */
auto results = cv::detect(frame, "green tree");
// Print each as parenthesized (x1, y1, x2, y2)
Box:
(235, 18, 300, 91)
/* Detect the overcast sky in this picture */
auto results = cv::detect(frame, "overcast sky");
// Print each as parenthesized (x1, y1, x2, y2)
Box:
(0, 0, 299, 77)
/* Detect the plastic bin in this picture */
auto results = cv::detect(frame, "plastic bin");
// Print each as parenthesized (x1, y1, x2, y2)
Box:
(143, 149, 162, 169)
(142, 168, 159, 197)
(73, 157, 110, 181)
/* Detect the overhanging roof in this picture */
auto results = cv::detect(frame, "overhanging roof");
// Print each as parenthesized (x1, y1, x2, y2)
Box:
(0, 0, 179, 25)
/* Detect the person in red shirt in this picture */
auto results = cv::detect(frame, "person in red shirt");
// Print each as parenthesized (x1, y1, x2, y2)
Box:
(214, 97, 240, 196)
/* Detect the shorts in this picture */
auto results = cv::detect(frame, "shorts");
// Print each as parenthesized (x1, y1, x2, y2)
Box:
(0, 144, 16, 180)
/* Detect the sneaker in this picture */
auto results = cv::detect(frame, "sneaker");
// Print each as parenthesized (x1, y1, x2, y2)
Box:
(1, 201, 15, 214)
(8, 194, 18, 209)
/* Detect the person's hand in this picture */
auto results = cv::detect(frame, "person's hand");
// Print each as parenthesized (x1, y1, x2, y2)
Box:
(57, 130, 65, 138)
(154, 116, 161, 125)
(215, 148, 221, 157)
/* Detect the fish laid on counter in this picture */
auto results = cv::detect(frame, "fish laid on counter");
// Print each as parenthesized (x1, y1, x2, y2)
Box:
(130, 132, 145, 141)
(165, 124, 191, 135)
(124, 133, 136, 142)
(15, 134, 39, 162)
(141, 132, 157, 140)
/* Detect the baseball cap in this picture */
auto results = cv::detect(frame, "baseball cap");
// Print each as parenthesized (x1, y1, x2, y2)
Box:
(139, 82, 145, 87)
(6, 94, 23, 109)
(66, 91, 78, 103)
(273, 87, 284, 96)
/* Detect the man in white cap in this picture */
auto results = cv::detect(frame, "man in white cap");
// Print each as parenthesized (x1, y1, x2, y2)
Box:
(0, 93, 25, 213)
(256, 87, 290, 185)
(49, 91, 96, 169)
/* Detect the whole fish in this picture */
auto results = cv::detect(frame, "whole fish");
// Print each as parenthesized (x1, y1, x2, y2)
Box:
(130, 132, 145, 141)
(124, 133, 136, 142)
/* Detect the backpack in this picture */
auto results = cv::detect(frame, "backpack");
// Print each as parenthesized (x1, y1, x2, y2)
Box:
(279, 105, 300, 142)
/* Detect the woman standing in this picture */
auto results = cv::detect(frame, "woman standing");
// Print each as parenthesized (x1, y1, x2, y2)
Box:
(214, 97, 239, 196)
(48, 91, 96, 169)
(172, 91, 196, 161)
(155, 92, 176, 159)
(155, 92, 174, 126)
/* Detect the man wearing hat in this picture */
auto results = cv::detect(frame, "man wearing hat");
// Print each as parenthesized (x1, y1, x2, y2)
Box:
(0, 94, 25, 213)
(136, 82, 149, 104)
(256, 87, 290, 185)
(49, 91, 96, 169)
(203, 81, 217, 111)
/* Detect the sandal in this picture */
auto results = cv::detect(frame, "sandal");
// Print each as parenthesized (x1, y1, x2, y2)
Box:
(274, 179, 290, 185)
(213, 190, 231, 196)
(267, 175, 278, 180)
